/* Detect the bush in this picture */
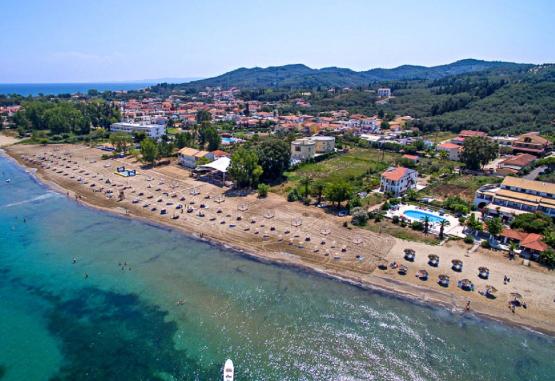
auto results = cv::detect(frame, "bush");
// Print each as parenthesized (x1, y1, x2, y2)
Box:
(481, 240, 491, 249)
(257, 183, 270, 198)
(100, 154, 111, 160)
(287, 188, 300, 202)
(392, 215, 400, 224)
(351, 207, 369, 226)
(411, 221, 424, 231)
(381, 201, 391, 211)
(400, 219, 407, 227)
(464, 235, 474, 244)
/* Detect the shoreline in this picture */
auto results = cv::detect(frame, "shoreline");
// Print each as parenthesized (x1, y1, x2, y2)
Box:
(3, 146, 555, 338)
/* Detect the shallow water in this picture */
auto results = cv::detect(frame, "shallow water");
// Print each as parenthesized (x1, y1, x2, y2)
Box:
(1, 153, 554, 381)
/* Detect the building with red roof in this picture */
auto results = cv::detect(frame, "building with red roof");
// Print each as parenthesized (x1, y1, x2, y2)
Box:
(437, 142, 462, 161)
(500, 228, 548, 258)
(380, 166, 418, 196)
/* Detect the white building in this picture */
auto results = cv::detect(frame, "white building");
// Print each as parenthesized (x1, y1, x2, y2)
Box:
(474, 177, 555, 221)
(110, 122, 166, 139)
(309, 136, 335, 154)
(377, 88, 391, 97)
(291, 138, 316, 162)
(380, 167, 418, 196)
(178, 147, 214, 169)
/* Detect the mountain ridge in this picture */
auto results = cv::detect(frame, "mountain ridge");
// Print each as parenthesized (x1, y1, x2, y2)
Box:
(172, 59, 532, 90)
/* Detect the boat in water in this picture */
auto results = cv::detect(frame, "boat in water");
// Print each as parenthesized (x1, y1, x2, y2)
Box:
(223, 359, 234, 381)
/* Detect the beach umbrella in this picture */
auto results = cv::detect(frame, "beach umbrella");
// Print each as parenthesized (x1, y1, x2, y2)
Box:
(459, 279, 474, 291)
(510, 292, 523, 301)
(264, 209, 275, 219)
(320, 227, 331, 236)
(452, 259, 463, 272)
(398, 265, 408, 275)
(377, 260, 388, 270)
(478, 267, 490, 279)
(238, 203, 249, 212)
(417, 269, 429, 280)
(292, 218, 302, 227)
(353, 236, 363, 245)
(485, 285, 498, 298)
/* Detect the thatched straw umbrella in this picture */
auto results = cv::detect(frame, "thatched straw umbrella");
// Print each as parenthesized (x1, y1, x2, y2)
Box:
(264, 210, 275, 219)
(485, 285, 498, 299)
(404, 248, 416, 262)
(353, 236, 363, 245)
(478, 266, 490, 279)
(510, 292, 523, 306)
(438, 274, 450, 287)
(451, 259, 463, 272)
(428, 254, 439, 267)
(238, 203, 249, 212)
(398, 265, 408, 275)
(416, 269, 429, 280)
(377, 260, 388, 270)
(458, 278, 474, 291)
(320, 227, 331, 236)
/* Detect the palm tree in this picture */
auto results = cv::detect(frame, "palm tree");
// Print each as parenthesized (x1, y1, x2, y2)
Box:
(439, 219, 450, 240)
(509, 241, 518, 260)
(299, 176, 313, 205)
(423, 216, 430, 235)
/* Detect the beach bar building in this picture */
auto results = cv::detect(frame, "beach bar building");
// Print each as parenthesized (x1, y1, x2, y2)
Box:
(178, 147, 214, 169)
(110, 122, 166, 139)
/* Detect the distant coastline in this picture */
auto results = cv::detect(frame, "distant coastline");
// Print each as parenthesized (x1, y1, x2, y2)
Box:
(0, 82, 157, 96)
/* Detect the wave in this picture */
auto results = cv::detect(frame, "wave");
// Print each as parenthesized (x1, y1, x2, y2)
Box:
(0, 192, 59, 208)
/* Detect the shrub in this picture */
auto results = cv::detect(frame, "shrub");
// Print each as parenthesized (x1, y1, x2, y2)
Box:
(100, 154, 111, 160)
(351, 207, 369, 226)
(392, 215, 400, 224)
(481, 240, 491, 249)
(411, 221, 424, 231)
(257, 183, 270, 198)
(381, 201, 391, 211)
(287, 188, 300, 202)
(464, 235, 474, 244)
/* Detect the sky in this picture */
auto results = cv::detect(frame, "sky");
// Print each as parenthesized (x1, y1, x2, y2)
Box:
(1, 0, 554, 83)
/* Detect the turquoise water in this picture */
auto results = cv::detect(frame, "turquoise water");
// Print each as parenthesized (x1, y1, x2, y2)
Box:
(221, 137, 240, 145)
(403, 209, 446, 224)
(1, 152, 555, 380)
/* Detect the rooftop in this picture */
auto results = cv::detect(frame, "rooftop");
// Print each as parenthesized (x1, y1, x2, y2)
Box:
(381, 166, 415, 181)
(502, 177, 555, 195)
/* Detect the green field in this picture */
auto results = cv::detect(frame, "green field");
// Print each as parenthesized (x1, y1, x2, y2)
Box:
(421, 174, 501, 202)
(275, 148, 399, 195)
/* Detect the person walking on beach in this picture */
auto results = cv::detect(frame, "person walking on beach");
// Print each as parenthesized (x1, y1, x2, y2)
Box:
(465, 301, 471, 311)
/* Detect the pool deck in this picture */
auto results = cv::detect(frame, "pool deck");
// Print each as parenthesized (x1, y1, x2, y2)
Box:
(386, 204, 465, 238)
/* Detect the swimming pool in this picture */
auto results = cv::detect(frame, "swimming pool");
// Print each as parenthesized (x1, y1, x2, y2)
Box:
(403, 209, 446, 223)
(222, 137, 240, 144)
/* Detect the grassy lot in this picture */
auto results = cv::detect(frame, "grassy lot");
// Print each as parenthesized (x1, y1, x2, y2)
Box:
(362, 220, 440, 245)
(422, 131, 458, 144)
(274, 148, 400, 195)
(420, 174, 501, 202)
(273, 147, 461, 202)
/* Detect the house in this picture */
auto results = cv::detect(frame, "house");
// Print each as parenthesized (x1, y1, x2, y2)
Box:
(497, 154, 537, 174)
(380, 167, 418, 196)
(377, 88, 391, 97)
(178, 147, 214, 168)
(511, 132, 551, 156)
(211, 149, 230, 159)
(474, 177, 555, 221)
(451, 130, 487, 145)
(110, 122, 166, 139)
(437, 142, 462, 161)
(500, 228, 548, 259)
(401, 154, 419, 164)
(291, 138, 316, 162)
(309, 136, 335, 154)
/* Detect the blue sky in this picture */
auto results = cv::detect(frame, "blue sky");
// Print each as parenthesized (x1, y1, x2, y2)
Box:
(1, 0, 554, 83)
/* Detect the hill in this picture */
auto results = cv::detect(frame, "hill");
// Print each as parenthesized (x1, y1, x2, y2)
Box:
(171, 59, 528, 90)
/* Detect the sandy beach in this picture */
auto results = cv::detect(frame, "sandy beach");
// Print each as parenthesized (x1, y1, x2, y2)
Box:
(5, 143, 555, 336)
(0, 133, 21, 147)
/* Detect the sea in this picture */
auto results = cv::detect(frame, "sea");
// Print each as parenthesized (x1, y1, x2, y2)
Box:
(1, 152, 554, 381)
(0, 83, 156, 97)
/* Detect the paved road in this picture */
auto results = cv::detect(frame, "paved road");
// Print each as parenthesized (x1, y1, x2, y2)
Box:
(523, 166, 546, 180)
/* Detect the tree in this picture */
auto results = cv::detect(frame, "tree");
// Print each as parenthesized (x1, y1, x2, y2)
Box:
(256, 138, 291, 180)
(196, 110, 211, 124)
(539, 248, 555, 268)
(466, 214, 483, 232)
(157, 140, 174, 158)
(423, 216, 431, 234)
(109, 132, 133, 154)
(439, 219, 450, 240)
(460, 136, 499, 170)
(324, 181, 352, 208)
(175, 132, 194, 149)
(438, 150, 449, 161)
(205, 126, 221, 151)
(486, 217, 503, 238)
(311, 181, 326, 205)
(141, 138, 158, 166)
(299, 176, 313, 203)
(228, 146, 263, 188)
(510, 212, 554, 234)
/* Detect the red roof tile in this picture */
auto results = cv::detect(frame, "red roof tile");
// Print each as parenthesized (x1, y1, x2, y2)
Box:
(382, 167, 412, 181)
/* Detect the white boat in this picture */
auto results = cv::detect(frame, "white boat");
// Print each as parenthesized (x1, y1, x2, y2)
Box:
(223, 359, 234, 381)
(5, 179, 10, 183)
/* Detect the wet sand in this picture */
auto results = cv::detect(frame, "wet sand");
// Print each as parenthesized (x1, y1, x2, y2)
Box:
(5, 143, 555, 336)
